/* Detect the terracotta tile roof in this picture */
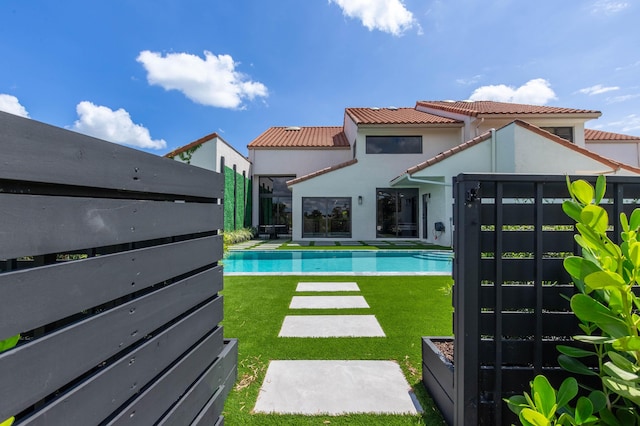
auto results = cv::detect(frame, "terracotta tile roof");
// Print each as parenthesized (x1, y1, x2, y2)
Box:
(248, 126, 350, 149)
(416, 100, 601, 117)
(345, 107, 462, 125)
(585, 129, 640, 141)
(164, 132, 219, 158)
(287, 159, 358, 186)
(397, 120, 640, 179)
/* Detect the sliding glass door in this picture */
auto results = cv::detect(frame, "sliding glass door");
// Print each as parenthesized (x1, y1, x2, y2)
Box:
(376, 188, 418, 238)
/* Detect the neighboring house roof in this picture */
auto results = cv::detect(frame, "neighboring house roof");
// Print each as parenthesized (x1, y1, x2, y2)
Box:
(585, 129, 640, 141)
(248, 126, 350, 149)
(164, 132, 220, 158)
(395, 120, 640, 181)
(416, 100, 601, 118)
(345, 107, 462, 126)
(164, 131, 248, 160)
(287, 159, 358, 186)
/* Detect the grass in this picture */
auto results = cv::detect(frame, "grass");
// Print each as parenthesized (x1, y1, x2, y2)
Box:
(221, 275, 453, 425)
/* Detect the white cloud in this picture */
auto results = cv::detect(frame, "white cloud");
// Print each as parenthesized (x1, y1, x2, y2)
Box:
(609, 114, 640, 134)
(0, 94, 29, 118)
(329, 0, 417, 36)
(73, 101, 166, 150)
(456, 75, 482, 86)
(137, 50, 268, 109)
(578, 84, 620, 95)
(469, 78, 557, 105)
(607, 93, 640, 103)
(590, 0, 629, 15)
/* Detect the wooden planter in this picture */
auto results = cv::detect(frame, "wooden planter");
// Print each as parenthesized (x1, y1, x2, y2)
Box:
(422, 337, 454, 426)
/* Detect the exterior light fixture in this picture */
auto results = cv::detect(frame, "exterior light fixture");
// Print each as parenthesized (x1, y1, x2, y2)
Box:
(358, 196, 363, 205)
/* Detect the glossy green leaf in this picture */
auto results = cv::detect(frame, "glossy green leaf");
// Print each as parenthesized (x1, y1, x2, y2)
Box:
(603, 377, 640, 405)
(556, 345, 595, 358)
(584, 271, 625, 291)
(608, 351, 640, 373)
(0, 417, 14, 426)
(581, 204, 609, 234)
(556, 377, 578, 408)
(520, 408, 552, 426)
(573, 335, 612, 344)
(532, 375, 556, 417)
(595, 175, 606, 205)
(558, 354, 598, 376)
(0, 334, 19, 353)
(572, 180, 595, 205)
(603, 360, 640, 382)
(563, 200, 583, 223)
(587, 390, 607, 414)
(505, 395, 528, 415)
(630, 243, 640, 268)
(574, 396, 594, 425)
(571, 294, 628, 338)
(563, 257, 601, 282)
(612, 336, 640, 352)
(630, 209, 640, 231)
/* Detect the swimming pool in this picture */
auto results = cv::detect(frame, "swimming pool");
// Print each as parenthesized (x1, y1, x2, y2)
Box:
(223, 250, 453, 275)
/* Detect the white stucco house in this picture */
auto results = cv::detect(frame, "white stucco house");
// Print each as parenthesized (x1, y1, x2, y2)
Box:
(165, 132, 253, 232)
(247, 101, 640, 247)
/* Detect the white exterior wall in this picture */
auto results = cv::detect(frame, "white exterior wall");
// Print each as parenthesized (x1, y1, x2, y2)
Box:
(172, 136, 251, 176)
(249, 147, 352, 229)
(586, 141, 640, 168)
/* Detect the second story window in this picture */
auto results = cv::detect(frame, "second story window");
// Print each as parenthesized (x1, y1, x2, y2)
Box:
(366, 136, 422, 154)
(541, 127, 574, 142)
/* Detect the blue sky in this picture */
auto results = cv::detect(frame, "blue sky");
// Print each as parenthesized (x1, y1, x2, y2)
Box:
(1, 0, 639, 156)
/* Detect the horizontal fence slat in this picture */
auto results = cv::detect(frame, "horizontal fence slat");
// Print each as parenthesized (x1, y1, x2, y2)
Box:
(0, 235, 222, 339)
(105, 335, 235, 425)
(0, 194, 223, 259)
(480, 285, 574, 311)
(158, 339, 238, 426)
(0, 266, 222, 420)
(0, 111, 223, 199)
(21, 299, 224, 425)
(480, 311, 579, 337)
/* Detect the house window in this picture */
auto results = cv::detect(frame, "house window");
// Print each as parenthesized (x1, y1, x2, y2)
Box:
(259, 176, 294, 237)
(366, 136, 422, 154)
(302, 197, 351, 238)
(541, 127, 574, 142)
(376, 188, 418, 238)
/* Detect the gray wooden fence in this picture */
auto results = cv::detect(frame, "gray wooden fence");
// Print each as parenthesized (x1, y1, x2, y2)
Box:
(0, 111, 237, 425)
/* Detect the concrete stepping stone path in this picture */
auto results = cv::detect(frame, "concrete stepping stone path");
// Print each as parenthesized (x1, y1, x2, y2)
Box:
(289, 295, 369, 309)
(295, 282, 360, 292)
(253, 360, 419, 415)
(278, 315, 385, 337)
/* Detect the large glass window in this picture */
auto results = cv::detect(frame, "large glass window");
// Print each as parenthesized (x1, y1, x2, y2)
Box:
(303, 197, 351, 238)
(376, 188, 418, 238)
(366, 136, 422, 154)
(259, 176, 294, 236)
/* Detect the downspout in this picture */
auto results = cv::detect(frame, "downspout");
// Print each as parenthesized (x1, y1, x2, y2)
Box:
(491, 128, 496, 172)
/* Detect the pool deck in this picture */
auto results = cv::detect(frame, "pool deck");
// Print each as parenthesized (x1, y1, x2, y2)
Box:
(228, 239, 449, 251)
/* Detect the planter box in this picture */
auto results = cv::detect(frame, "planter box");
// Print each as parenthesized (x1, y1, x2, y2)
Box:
(422, 337, 454, 426)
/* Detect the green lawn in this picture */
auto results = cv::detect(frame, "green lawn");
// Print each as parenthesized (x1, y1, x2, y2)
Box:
(221, 275, 453, 425)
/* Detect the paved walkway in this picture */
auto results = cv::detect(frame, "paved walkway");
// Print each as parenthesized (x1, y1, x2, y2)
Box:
(229, 239, 437, 251)
(253, 281, 421, 416)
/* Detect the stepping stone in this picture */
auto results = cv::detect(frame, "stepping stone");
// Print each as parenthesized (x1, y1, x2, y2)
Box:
(290, 296, 369, 309)
(296, 282, 360, 292)
(254, 360, 420, 415)
(314, 241, 337, 246)
(279, 315, 385, 337)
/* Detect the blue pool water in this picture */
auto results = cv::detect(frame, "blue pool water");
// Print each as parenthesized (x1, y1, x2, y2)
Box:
(223, 250, 453, 275)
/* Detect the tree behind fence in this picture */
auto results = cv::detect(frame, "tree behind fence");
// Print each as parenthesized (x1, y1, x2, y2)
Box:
(0, 111, 237, 425)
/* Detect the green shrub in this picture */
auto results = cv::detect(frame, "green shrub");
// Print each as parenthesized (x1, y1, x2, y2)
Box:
(222, 228, 256, 252)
